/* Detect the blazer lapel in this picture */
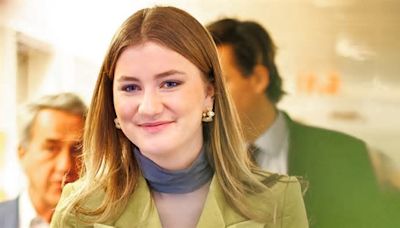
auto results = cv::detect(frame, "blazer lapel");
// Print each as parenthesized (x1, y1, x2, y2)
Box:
(197, 176, 274, 227)
(114, 175, 162, 228)
(196, 176, 225, 228)
(283, 112, 304, 176)
(114, 175, 226, 228)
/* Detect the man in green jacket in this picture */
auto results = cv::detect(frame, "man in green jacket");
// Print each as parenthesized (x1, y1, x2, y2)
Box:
(207, 18, 386, 228)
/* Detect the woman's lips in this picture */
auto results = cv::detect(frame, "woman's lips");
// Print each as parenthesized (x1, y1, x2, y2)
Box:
(139, 121, 174, 133)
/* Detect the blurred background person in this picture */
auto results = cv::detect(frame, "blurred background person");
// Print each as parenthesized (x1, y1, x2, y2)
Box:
(207, 18, 383, 228)
(0, 0, 18, 24)
(0, 92, 86, 227)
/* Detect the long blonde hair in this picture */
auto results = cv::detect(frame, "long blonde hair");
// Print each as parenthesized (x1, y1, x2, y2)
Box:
(60, 6, 275, 224)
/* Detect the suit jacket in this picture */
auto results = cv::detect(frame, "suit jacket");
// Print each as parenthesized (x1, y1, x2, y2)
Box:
(0, 197, 19, 228)
(284, 113, 383, 228)
(51, 174, 308, 228)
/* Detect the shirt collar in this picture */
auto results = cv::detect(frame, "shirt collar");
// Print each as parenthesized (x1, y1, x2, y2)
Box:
(19, 189, 49, 228)
(254, 111, 289, 157)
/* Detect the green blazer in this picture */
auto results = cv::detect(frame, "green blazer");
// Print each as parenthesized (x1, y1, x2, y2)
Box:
(51, 174, 308, 228)
(285, 113, 383, 228)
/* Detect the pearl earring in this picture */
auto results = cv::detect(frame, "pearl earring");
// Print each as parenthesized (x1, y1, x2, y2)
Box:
(202, 109, 215, 122)
(114, 118, 121, 129)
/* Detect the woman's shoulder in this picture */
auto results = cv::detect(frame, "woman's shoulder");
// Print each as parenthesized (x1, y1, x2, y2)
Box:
(261, 172, 306, 205)
(253, 170, 304, 190)
(248, 171, 308, 227)
(62, 179, 81, 195)
(64, 179, 107, 211)
(51, 179, 107, 227)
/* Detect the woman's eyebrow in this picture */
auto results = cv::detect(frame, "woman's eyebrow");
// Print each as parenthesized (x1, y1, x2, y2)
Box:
(118, 70, 186, 82)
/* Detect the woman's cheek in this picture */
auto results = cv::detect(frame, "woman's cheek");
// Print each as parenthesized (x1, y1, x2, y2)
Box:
(117, 98, 138, 119)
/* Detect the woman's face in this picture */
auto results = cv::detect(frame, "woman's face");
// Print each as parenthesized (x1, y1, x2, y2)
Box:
(113, 42, 214, 170)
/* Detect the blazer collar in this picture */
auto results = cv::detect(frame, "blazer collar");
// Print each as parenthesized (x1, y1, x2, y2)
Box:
(93, 174, 278, 227)
(114, 174, 162, 227)
(110, 174, 225, 228)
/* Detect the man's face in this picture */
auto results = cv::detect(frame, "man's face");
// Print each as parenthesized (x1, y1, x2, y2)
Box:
(19, 108, 84, 209)
(217, 45, 260, 123)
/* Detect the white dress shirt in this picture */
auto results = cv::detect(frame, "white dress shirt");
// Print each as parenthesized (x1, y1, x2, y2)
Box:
(253, 111, 289, 174)
(19, 190, 49, 228)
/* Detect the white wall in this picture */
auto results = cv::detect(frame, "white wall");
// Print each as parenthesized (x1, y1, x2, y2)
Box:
(0, 26, 18, 199)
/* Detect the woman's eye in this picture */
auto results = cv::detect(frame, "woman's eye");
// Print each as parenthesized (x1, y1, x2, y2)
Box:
(161, 81, 181, 88)
(122, 84, 140, 92)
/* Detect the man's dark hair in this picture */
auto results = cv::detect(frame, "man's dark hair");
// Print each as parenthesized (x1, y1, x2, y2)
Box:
(207, 18, 284, 103)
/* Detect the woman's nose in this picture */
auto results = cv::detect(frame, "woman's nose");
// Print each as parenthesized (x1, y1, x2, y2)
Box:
(137, 89, 163, 117)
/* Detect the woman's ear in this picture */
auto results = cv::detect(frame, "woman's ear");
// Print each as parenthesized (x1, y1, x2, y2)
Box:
(250, 65, 270, 94)
(205, 82, 215, 107)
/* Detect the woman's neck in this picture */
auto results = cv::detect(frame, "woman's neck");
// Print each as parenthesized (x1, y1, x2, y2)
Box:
(133, 146, 213, 194)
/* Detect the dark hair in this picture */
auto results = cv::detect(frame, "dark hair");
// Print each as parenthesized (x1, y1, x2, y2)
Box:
(207, 18, 285, 103)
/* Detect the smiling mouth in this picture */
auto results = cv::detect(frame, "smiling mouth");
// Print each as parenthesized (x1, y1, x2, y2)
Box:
(139, 121, 173, 132)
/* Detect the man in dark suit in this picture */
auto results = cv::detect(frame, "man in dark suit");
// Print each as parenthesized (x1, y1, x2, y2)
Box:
(207, 18, 385, 228)
(0, 198, 18, 227)
(0, 93, 86, 227)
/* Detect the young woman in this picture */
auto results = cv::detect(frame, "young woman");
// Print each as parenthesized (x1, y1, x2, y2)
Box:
(51, 6, 308, 228)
